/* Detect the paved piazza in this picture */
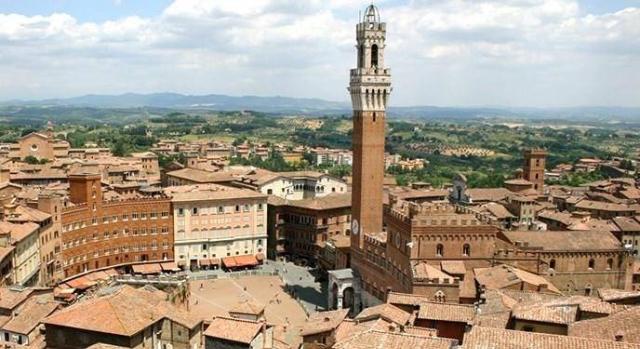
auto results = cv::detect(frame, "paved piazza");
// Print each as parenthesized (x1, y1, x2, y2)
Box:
(187, 262, 326, 347)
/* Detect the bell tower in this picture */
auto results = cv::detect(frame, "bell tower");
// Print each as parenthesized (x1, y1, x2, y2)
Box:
(349, 4, 391, 252)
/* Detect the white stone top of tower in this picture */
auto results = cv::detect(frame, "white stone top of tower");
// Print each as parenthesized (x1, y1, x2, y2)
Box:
(349, 3, 391, 112)
(363, 4, 380, 23)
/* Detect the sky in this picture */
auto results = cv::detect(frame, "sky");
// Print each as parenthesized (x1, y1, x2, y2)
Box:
(0, 0, 639, 107)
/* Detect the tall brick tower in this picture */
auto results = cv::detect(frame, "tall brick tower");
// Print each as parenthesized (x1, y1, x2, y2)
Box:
(68, 171, 103, 206)
(349, 4, 391, 251)
(523, 148, 547, 194)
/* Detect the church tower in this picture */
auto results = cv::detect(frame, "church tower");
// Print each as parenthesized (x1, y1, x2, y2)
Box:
(349, 4, 391, 251)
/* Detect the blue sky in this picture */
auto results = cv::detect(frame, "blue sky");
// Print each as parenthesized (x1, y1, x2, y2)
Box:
(0, 0, 172, 22)
(0, 0, 636, 21)
(0, 0, 639, 107)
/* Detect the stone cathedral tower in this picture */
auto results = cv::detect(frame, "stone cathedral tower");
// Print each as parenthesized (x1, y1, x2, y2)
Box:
(349, 4, 391, 252)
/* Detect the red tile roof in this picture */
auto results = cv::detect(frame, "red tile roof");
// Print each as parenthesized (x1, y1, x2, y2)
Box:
(204, 316, 263, 344)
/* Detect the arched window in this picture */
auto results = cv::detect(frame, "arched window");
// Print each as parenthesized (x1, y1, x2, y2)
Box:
(371, 44, 379, 67)
(434, 290, 445, 303)
(549, 259, 556, 270)
(358, 45, 364, 68)
(588, 259, 595, 270)
(607, 258, 613, 270)
(462, 244, 470, 256)
(585, 284, 593, 296)
(436, 244, 444, 257)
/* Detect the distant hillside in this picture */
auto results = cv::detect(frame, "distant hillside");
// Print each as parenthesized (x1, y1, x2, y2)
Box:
(1, 93, 639, 122)
(1, 93, 348, 113)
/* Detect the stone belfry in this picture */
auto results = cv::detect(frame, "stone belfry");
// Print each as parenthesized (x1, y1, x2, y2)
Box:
(349, 4, 391, 252)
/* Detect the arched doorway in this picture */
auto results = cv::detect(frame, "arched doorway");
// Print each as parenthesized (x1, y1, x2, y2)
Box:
(331, 283, 339, 310)
(343, 287, 355, 309)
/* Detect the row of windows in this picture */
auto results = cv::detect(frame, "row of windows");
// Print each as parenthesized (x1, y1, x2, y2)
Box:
(548, 258, 615, 271)
(62, 227, 170, 250)
(435, 244, 471, 257)
(178, 247, 263, 260)
(176, 223, 263, 234)
(64, 242, 170, 265)
(63, 211, 169, 232)
(178, 204, 263, 216)
(280, 213, 351, 226)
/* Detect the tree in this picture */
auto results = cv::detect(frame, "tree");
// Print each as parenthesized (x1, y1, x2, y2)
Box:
(24, 155, 40, 165)
(112, 139, 128, 157)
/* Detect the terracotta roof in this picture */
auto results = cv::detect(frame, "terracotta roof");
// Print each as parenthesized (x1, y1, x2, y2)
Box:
(620, 188, 640, 200)
(474, 264, 561, 294)
(166, 168, 235, 183)
(5, 205, 51, 223)
(598, 288, 640, 302)
(511, 295, 617, 325)
(386, 292, 431, 308)
(512, 303, 578, 325)
(385, 187, 449, 203)
(204, 316, 263, 344)
(505, 179, 534, 186)
(334, 318, 395, 343)
(0, 288, 34, 311)
(300, 309, 349, 336)
(280, 193, 351, 211)
(613, 217, 640, 232)
(229, 299, 265, 316)
(481, 202, 515, 219)
(403, 326, 438, 337)
(465, 188, 512, 202)
(43, 285, 200, 336)
(417, 302, 476, 324)
(164, 183, 266, 202)
(575, 200, 635, 212)
(86, 344, 128, 349)
(569, 306, 640, 344)
(412, 262, 456, 281)
(0, 221, 39, 243)
(502, 230, 622, 251)
(3, 294, 58, 335)
(440, 261, 466, 275)
(465, 326, 640, 349)
(333, 329, 456, 349)
(474, 311, 511, 329)
(355, 303, 411, 326)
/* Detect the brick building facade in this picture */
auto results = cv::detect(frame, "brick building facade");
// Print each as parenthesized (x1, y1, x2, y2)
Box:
(60, 172, 173, 278)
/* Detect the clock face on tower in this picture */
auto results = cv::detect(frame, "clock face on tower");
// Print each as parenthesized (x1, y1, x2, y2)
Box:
(351, 219, 360, 236)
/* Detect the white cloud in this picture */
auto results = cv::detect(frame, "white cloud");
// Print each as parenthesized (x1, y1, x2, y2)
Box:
(0, 0, 638, 107)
